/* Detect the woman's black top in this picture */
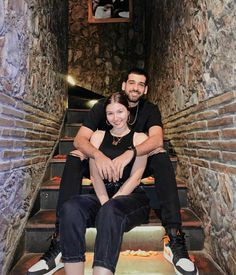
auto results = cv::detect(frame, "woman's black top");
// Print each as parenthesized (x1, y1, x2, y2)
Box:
(94, 130, 136, 197)
(99, 130, 135, 186)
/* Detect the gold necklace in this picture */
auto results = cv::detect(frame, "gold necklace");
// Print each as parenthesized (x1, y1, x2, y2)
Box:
(128, 103, 139, 125)
(112, 136, 123, 146)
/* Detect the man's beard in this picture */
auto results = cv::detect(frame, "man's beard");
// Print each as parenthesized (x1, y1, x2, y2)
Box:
(126, 91, 144, 103)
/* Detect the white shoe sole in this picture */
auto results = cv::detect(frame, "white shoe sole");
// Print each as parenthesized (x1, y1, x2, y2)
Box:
(164, 245, 199, 275)
(26, 262, 64, 275)
(44, 262, 64, 275)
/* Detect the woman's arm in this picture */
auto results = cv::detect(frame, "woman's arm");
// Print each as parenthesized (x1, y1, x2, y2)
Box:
(89, 131, 109, 205)
(113, 132, 148, 197)
(90, 158, 109, 205)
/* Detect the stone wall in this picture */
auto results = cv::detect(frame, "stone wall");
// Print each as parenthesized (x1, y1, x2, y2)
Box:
(68, 0, 146, 95)
(145, 1, 236, 274)
(0, 1, 68, 274)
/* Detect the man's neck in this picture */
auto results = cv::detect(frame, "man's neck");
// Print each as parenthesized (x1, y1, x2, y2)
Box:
(128, 101, 139, 108)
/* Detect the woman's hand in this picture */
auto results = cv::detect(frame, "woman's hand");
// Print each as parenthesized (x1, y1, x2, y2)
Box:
(112, 149, 134, 179)
(100, 197, 109, 205)
(94, 150, 116, 182)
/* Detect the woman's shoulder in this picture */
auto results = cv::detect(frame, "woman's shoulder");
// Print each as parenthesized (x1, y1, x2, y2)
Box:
(133, 132, 148, 146)
(93, 129, 105, 135)
(90, 130, 106, 145)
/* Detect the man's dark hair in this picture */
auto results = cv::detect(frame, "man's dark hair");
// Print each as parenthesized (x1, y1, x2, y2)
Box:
(124, 67, 148, 85)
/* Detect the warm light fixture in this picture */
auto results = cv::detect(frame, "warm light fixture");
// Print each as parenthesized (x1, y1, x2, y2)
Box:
(87, 100, 98, 108)
(67, 75, 76, 86)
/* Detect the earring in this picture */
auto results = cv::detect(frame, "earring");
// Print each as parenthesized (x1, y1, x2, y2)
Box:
(106, 120, 111, 126)
(127, 115, 131, 124)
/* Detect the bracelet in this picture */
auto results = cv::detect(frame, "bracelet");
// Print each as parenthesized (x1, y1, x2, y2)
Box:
(128, 146, 137, 159)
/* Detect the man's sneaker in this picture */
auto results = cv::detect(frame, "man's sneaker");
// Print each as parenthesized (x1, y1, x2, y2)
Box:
(163, 229, 199, 275)
(26, 235, 64, 275)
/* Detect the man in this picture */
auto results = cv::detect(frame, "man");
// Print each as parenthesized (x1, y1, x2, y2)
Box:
(27, 68, 198, 275)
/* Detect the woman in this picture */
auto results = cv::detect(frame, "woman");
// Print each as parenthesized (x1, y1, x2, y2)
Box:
(60, 91, 150, 275)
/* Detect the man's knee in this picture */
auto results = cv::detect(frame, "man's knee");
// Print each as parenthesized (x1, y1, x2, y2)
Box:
(148, 147, 166, 156)
(150, 151, 171, 164)
(69, 149, 87, 160)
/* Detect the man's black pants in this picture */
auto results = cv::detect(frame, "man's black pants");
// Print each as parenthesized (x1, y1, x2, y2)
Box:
(55, 152, 182, 233)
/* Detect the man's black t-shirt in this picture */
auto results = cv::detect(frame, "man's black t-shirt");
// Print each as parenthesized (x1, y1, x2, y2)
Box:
(83, 98, 163, 133)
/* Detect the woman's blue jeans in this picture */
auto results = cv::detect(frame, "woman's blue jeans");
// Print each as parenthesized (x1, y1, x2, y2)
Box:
(60, 191, 150, 273)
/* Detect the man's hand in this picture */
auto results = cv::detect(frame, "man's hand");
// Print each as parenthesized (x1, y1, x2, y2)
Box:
(94, 150, 116, 182)
(112, 150, 134, 180)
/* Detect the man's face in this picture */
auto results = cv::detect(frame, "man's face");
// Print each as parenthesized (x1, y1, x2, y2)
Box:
(122, 73, 148, 104)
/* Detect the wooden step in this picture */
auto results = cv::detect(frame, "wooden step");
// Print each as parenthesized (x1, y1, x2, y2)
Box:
(10, 251, 225, 275)
(25, 208, 204, 253)
(39, 177, 188, 210)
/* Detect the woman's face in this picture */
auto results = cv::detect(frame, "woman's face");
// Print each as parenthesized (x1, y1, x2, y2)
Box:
(106, 102, 129, 129)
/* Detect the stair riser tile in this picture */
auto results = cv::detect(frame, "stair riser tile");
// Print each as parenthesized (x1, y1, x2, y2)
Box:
(25, 227, 204, 253)
(64, 125, 81, 137)
(40, 187, 93, 209)
(66, 110, 89, 124)
(50, 162, 177, 178)
(68, 98, 90, 109)
(59, 141, 75, 155)
(40, 187, 187, 210)
(50, 163, 65, 178)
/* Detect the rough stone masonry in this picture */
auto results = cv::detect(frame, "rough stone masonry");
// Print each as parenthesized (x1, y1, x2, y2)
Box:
(0, 1, 68, 274)
(145, 1, 236, 274)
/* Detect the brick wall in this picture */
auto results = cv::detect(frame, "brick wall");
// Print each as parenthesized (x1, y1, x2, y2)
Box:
(0, 1, 68, 274)
(145, 0, 236, 274)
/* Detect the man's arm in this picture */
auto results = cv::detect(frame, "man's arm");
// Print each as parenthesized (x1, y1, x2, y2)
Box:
(73, 126, 99, 158)
(113, 154, 147, 197)
(112, 125, 164, 178)
(135, 125, 164, 156)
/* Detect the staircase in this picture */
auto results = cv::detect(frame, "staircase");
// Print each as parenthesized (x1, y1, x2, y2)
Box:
(10, 93, 225, 275)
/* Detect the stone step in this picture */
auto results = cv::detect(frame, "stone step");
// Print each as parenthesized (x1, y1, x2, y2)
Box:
(10, 251, 225, 275)
(40, 177, 188, 210)
(25, 208, 204, 253)
(66, 108, 90, 124)
(63, 123, 82, 137)
(49, 156, 178, 178)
